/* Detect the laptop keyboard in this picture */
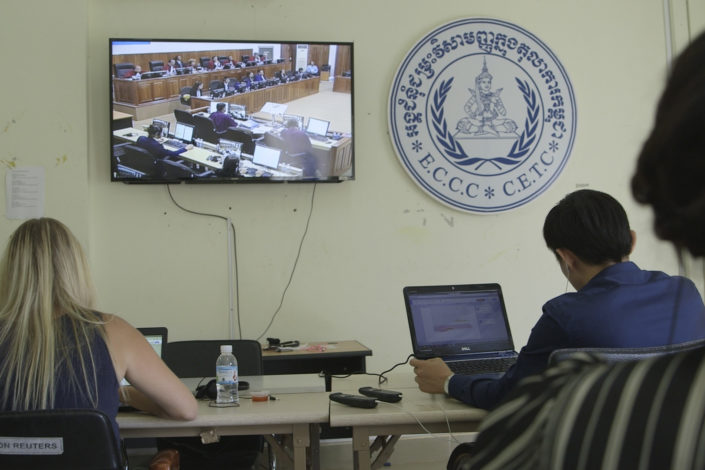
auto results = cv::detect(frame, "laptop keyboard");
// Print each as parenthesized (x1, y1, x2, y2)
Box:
(447, 357, 516, 375)
(165, 138, 187, 149)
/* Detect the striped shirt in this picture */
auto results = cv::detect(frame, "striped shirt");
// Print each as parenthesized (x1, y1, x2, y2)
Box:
(467, 347, 705, 470)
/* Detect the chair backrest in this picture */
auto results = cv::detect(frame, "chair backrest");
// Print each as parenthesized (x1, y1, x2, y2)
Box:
(119, 144, 157, 176)
(164, 339, 263, 377)
(149, 60, 164, 71)
(548, 337, 705, 366)
(209, 80, 224, 92)
(200, 56, 211, 68)
(192, 115, 220, 144)
(0, 409, 125, 470)
(154, 159, 197, 180)
(174, 108, 195, 126)
(113, 62, 134, 78)
(221, 128, 255, 155)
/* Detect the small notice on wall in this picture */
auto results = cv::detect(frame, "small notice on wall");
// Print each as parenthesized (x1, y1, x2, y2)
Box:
(5, 167, 45, 219)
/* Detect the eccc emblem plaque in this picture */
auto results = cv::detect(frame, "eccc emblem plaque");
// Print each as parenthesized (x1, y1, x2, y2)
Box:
(389, 18, 577, 213)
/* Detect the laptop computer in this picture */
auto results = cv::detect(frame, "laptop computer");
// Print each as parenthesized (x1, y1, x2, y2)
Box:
(119, 327, 168, 387)
(403, 284, 518, 375)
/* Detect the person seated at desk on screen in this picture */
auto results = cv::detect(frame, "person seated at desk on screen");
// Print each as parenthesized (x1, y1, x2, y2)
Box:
(306, 61, 319, 75)
(165, 59, 177, 75)
(174, 55, 184, 69)
(411, 188, 705, 410)
(209, 102, 238, 133)
(188, 58, 200, 73)
(0, 218, 198, 447)
(243, 72, 255, 89)
(125, 65, 141, 80)
(136, 124, 192, 159)
(254, 70, 266, 83)
(190, 81, 203, 98)
(208, 56, 223, 71)
(281, 118, 317, 177)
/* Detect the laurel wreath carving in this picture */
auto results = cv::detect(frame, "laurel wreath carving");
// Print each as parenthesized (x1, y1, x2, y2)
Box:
(431, 77, 539, 171)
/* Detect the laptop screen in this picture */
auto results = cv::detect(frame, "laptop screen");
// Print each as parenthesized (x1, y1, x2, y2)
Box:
(174, 122, 194, 142)
(404, 284, 515, 357)
(121, 327, 168, 387)
(253, 145, 281, 169)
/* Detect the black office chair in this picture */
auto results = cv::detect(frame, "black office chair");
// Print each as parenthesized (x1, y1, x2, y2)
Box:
(153, 159, 213, 180)
(192, 115, 221, 144)
(179, 86, 193, 106)
(548, 337, 705, 366)
(200, 56, 211, 68)
(0, 409, 126, 470)
(113, 62, 134, 78)
(164, 339, 262, 377)
(161, 340, 263, 469)
(148, 60, 164, 72)
(209, 79, 224, 90)
(118, 144, 157, 177)
(320, 64, 331, 72)
(221, 128, 255, 155)
(174, 108, 195, 126)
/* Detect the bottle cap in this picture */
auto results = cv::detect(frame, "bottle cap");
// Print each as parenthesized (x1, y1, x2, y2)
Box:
(220, 345, 232, 353)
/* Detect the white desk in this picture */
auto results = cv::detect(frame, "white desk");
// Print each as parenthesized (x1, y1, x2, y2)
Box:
(329, 374, 486, 470)
(118, 391, 329, 470)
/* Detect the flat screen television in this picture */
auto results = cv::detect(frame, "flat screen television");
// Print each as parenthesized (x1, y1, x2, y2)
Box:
(110, 38, 354, 183)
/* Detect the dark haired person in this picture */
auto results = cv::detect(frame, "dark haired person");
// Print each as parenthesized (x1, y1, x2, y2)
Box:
(412, 189, 705, 410)
(136, 124, 192, 159)
(459, 30, 705, 470)
(190, 81, 203, 97)
(174, 55, 184, 69)
(209, 102, 238, 133)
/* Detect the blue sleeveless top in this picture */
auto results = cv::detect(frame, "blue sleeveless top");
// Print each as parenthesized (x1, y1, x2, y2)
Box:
(0, 317, 121, 442)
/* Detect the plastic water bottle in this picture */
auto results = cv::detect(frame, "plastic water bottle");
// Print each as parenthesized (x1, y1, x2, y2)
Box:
(215, 345, 239, 404)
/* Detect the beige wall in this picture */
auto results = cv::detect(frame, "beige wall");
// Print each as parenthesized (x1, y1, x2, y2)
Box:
(1, 0, 703, 371)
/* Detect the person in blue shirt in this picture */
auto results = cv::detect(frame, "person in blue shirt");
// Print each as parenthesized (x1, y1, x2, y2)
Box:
(136, 124, 191, 159)
(209, 103, 238, 133)
(411, 189, 705, 410)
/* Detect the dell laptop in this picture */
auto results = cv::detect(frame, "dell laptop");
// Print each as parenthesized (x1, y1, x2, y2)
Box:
(404, 284, 518, 375)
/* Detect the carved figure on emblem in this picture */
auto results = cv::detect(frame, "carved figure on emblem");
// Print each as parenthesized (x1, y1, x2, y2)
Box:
(456, 58, 518, 137)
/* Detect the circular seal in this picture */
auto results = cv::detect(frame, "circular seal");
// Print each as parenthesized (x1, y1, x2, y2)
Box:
(389, 18, 577, 213)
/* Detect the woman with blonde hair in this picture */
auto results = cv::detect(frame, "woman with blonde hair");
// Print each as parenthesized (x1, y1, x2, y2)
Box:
(0, 218, 197, 442)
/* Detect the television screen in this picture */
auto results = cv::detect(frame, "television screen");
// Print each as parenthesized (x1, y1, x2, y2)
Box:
(110, 38, 354, 183)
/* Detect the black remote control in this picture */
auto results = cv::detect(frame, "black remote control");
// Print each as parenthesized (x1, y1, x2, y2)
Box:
(329, 392, 378, 408)
(358, 387, 403, 403)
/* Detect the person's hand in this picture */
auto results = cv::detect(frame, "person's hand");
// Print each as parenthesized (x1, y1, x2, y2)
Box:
(410, 357, 452, 394)
(185, 144, 194, 150)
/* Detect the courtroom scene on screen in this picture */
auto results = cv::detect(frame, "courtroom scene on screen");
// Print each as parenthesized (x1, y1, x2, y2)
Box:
(110, 39, 354, 183)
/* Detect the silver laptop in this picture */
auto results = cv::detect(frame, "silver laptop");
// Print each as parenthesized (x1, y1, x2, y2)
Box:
(404, 284, 517, 375)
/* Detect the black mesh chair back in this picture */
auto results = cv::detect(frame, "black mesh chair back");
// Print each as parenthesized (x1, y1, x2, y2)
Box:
(0, 409, 126, 470)
(221, 128, 255, 155)
(148, 60, 164, 71)
(174, 108, 195, 126)
(192, 115, 220, 144)
(548, 337, 705, 366)
(153, 159, 213, 180)
(113, 62, 134, 78)
(118, 144, 157, 176)
(209, 80, 224, 91)
(200, 56, 211, 68)
(164, 339, 263, 377)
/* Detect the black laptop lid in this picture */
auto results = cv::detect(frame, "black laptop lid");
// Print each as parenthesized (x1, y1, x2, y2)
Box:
(404, 284, 515, 358)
